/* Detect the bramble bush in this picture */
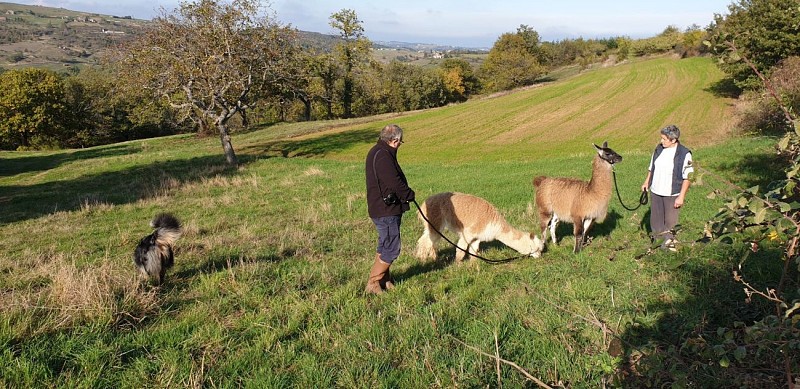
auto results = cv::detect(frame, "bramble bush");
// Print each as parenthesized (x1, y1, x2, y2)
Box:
(702, 37, 800, 387)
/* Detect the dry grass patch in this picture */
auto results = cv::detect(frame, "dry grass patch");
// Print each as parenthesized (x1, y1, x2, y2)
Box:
(303, 166, 326, 177)
(1, 249, 162, 332)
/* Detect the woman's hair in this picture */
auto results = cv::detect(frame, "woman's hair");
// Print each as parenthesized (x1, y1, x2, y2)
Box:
(660, 125, 681, 141)
(379, 124, 403, 142)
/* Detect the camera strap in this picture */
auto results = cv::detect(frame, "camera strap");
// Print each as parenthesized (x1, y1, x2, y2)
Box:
(371, 149, 393, 199)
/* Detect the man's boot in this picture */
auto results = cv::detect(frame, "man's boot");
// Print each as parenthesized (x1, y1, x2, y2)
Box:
(378, 253, 395, 290)
(365, 255, 390, 295)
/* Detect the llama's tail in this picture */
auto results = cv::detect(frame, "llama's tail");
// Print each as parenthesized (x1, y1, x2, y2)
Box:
(151, 213, 182, 246)
(533, 176, 546, 188)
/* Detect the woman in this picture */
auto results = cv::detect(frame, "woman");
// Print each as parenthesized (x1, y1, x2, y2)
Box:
(641, 125, 693, 251)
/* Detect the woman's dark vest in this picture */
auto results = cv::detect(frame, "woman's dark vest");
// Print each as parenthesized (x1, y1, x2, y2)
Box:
(649, 143, 691, 195)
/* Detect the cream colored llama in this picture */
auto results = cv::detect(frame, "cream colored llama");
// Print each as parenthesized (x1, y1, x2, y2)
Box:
(415, 192, 543, 262)
(532, 141, 622, 253)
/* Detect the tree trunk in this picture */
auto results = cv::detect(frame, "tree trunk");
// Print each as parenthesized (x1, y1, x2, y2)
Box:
(343, 76, 352, 119)
(300, 95, 311, 121)
(240, 109, 249, 129)
(21, 131, 29, 148)
(217, 121, 238, 166)
(325, 99, 333, 119)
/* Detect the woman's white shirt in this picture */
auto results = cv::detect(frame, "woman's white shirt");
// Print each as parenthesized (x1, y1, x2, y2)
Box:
(649, 147, 693, 196)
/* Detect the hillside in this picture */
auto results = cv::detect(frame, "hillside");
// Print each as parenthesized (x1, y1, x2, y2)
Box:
(0, 2, 482, 71)
(0, 2, 145, 70)
(265, 55, 736, 164)
(2, 55, 789, 387)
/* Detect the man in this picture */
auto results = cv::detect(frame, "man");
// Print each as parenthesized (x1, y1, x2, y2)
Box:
(364, 124, 415, 294)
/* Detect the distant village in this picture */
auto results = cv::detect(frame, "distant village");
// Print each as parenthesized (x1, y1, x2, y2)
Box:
(1, 8, 131, 34)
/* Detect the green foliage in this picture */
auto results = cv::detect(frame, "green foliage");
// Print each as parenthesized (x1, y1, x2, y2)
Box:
(62, 67, 185, 148)
(737, 56, 800, 135)
(676, 25, 708, 58)
(703, 37, 800, 387)
(381, 61, 447, 111)
(630, 34, 680, 57)
(707, 0, 800, 90)
(515, 24, 541, 57)
(0, 68, 67, 149)
(616, 36, 632, 60)
(480, 33, 545, 92)
(439, 58, 480, 101)
(329, 9, 372, 119)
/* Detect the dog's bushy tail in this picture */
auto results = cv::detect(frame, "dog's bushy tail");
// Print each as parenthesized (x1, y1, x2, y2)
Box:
(151, 213, 182, 246)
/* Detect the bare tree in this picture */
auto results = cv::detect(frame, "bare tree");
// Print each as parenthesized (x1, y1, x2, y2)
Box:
(115, 0, 297, 165)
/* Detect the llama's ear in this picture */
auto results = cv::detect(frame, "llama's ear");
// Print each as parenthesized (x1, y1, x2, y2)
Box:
(593, 143, 603, 155)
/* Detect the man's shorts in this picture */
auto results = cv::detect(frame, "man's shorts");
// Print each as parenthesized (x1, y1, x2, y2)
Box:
(372, 215, 402, 264)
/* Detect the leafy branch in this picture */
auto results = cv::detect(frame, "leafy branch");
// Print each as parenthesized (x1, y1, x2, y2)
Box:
(704, 32, 800, 388)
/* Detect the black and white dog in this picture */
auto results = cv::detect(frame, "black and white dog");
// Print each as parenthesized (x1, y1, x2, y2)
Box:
(134, 213, 182, 285)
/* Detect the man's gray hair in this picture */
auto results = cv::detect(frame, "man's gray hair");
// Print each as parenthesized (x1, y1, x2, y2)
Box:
(379, 124, 403, 142)
(660, 125, 680, 141)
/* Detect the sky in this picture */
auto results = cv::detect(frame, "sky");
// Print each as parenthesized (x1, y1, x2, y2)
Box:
(13, 0, 734, 48)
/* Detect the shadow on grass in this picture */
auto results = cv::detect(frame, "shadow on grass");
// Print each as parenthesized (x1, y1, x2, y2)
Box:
(2, 125, 373, 225)
(171, 249, 294, 281)
(397, 253, 453, 282)
(614, 244, 789, 386)
(0, 154, 238, 225)
(706, 152, 786, 190)
(238, 128, 376, 158)
(704, 77, 741, 99)
(0, 144, 141, 178)
(542, 210, 622, 250)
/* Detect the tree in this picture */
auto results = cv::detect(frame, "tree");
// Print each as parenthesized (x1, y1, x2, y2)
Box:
(616, 36, 632, 60)
(63, 67, 182, 148)
(480, 33, 545, 92)
(329, 9, 372, 119)
(0, 68, 66, 150)
(708, 0, 800, 90)
(439, 58, 480, 101)
(678, 25, 706, 57)
(114, 0, 297, 165)
(311, 53, 339, 119)
(382, 61, 446, 112)
(516, 24, 542, 58)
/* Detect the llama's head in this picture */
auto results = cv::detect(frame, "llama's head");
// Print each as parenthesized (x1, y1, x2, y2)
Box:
(528, 234, 544, 258)
(593, 141, 623, 165)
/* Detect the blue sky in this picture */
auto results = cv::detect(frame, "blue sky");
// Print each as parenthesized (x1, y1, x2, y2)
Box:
(15, 0, 734, 47)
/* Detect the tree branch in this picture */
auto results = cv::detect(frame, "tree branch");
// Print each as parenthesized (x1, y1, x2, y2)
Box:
(449, 335, 553, 388)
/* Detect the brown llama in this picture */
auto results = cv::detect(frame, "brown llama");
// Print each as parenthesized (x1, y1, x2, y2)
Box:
(415, 192, 543, 262)
(532, 141, 623, 253)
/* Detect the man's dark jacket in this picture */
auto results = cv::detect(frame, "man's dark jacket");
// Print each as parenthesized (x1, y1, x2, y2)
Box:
(365, 140, 415, 218)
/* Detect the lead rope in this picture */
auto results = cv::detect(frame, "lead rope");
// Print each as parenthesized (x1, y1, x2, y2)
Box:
(612, 166, 648, 211)
(411, 199, 529, 264)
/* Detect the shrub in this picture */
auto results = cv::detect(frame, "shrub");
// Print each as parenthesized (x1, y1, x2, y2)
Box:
(736, 56, 800, 135)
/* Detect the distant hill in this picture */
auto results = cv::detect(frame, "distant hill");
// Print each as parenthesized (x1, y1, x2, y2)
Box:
(0, 1, 145, 70)
(0, 2, 484, 72)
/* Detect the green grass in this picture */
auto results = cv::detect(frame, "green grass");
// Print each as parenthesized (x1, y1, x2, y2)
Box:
(0, 56, 791, 387)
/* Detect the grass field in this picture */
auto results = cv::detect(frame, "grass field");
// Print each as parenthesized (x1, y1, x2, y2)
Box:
(0, 56, 792, 387)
